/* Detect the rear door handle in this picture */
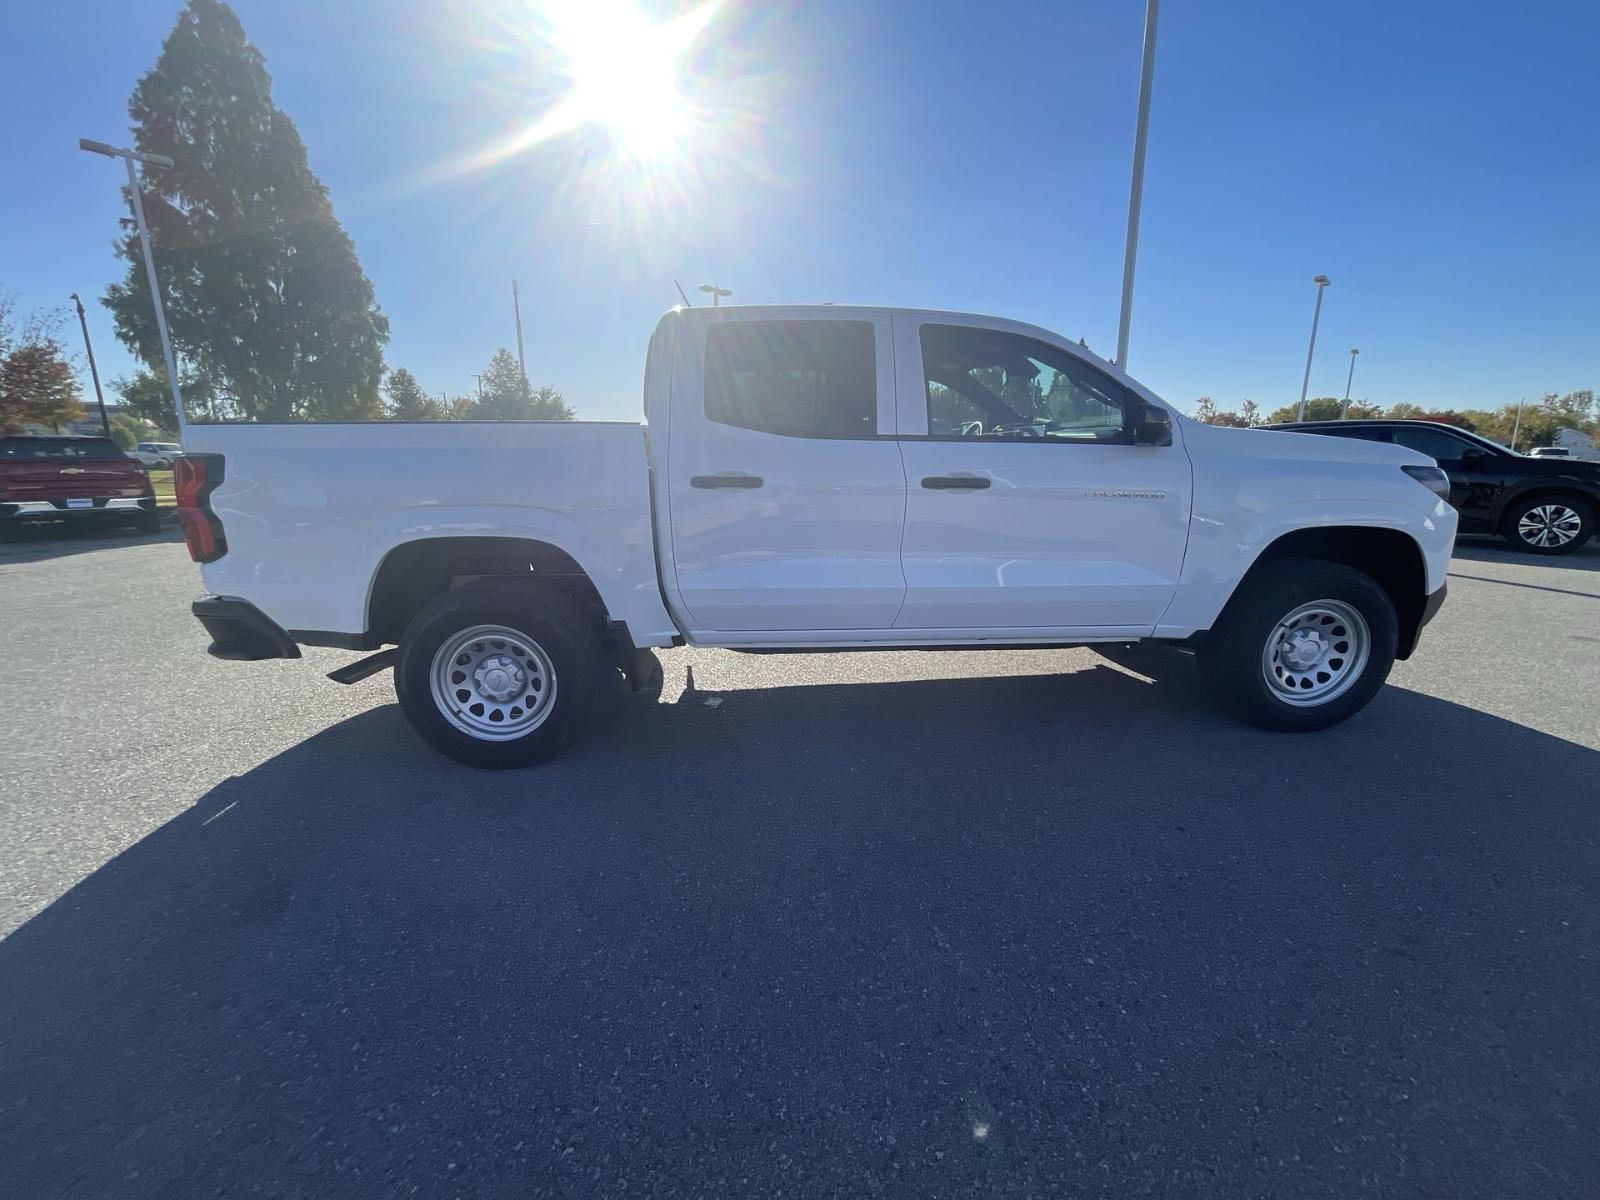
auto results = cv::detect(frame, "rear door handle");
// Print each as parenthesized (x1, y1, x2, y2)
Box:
(921, 475, 991, 490)
(690, 472, 764, 489)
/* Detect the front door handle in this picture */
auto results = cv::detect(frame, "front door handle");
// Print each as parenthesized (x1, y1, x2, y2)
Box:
(690, 472, 764, 489)
(921, 475, 991, 490)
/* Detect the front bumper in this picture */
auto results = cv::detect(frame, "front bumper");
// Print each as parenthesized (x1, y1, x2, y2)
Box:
(192, 595, 302, 661)
(1399, 582, 1448, 659)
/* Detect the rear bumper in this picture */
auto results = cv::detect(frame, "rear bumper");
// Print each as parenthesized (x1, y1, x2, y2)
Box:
(192, 595, 302, 661)
(2, 497, 156, 520)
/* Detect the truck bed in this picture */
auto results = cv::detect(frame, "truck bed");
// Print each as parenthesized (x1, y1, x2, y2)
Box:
(183, 421, 679, 647)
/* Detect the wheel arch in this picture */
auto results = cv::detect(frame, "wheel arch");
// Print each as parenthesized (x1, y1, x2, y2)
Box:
(366, 535, 613, 648)
(1228, 526, 1430, 659)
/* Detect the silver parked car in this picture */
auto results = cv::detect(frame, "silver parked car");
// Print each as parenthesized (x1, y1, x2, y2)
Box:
(128, 442, 183, 468)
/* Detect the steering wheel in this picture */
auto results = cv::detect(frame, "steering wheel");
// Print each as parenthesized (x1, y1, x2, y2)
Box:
(959, 420, 984, 437)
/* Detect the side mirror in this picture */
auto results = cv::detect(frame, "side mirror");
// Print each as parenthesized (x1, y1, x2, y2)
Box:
(1132, 403, 1173, 446)
(1458, 447, 1486, 465)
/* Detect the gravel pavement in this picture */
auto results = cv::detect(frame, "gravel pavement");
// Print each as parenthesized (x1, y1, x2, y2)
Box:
(2, 524, 1597, 1198)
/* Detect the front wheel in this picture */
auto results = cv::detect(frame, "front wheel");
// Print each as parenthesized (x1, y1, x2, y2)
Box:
(1197, 559, 1399, 732)
(1500, 494, 1593, 555)
(394, 579, 603, 769)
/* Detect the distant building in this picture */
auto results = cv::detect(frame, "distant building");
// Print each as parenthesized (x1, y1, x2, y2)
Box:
(1552, 427, 1600, 461)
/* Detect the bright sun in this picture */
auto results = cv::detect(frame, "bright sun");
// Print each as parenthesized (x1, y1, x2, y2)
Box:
(514, 0, 722, 162)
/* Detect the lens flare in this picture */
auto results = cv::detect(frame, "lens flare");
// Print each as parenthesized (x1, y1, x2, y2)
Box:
(459, 0, 723, 170)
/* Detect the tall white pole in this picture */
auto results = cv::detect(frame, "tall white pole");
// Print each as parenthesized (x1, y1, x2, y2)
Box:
(512, 278, 528, 390)
(1296, 276, 1330, 421)
(1340, 347, 1359, 418)
(1510, 397, 1526, 451)
(1115, 0, 1160, 370)
(122, 155, 186, 438)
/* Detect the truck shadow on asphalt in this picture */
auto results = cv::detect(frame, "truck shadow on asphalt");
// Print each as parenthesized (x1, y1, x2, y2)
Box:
(0, 519, 182, 564)
(3, 662, 1599, 1197)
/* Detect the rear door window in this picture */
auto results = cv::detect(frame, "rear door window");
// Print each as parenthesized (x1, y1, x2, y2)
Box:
(705, 320, 877, 439)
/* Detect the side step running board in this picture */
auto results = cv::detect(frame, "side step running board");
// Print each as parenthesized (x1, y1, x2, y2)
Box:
(327, 648, 397, 685)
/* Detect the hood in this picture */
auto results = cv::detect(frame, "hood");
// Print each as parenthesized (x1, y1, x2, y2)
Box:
(1178, 417, 1434, 468)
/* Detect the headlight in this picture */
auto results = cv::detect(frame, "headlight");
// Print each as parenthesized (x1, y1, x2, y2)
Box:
(1401, 464, 1451, 502)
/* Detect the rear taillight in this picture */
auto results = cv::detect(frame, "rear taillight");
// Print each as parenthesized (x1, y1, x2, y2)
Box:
(174, 454, 227, 562)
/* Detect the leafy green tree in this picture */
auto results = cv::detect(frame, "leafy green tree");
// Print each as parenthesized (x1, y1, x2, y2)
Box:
(114, 366, 216, 432)
(1387, 402, 1426, 420)
(108, 412, 158, 449)
(1239, 400, 1261, 427)
(384, 368, 444, 420)
(1192, 396, 1218, 423)
(445, 395, 480, 421)
(0, 341, 84, 433)
(1267, 397, 1343, 423)
(103, 0, 388, 422)
(475, 349, 574, 420)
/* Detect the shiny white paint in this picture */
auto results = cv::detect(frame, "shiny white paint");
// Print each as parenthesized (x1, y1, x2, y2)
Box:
(890, 310, 1191, 633)
(186, 304, 1456, 657)
(660, 308, 906, 630)
(183, 421, 681, 646)
(1155, 420, 1457, 638)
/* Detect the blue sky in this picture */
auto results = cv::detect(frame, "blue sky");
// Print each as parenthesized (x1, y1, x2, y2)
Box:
(3, 0, 1598, 421)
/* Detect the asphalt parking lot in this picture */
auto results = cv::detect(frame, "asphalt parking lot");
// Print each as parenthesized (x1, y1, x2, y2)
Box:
(2, 524, 1597, 1198)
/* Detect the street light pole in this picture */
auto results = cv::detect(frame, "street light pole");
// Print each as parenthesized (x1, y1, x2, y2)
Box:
(1340, 347, 1359, 418)
(1296, 274, 1331, 421)
(79, 139, 185, 437)
(698, 283, 732, 307)
(1115, 0, 1160, 370)
(512, 279, 528, 389)
(70, 292, 111, 437)
(1510, 397, 1526, 451)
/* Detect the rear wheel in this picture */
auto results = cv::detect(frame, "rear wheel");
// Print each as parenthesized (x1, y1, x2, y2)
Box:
(394, 579, 602, 769)
(1197, 558, 1398, 732)
(1500, 493, 1593, 555)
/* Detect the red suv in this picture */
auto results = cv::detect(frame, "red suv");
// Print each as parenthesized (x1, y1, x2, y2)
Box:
(0, 436, 161, 534)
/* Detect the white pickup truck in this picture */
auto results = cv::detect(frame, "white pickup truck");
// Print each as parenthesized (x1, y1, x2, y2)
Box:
(181, 305, 1456, 768)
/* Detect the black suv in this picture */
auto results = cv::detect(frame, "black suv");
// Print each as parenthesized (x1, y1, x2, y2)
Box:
(1271, 420, 1599, 555)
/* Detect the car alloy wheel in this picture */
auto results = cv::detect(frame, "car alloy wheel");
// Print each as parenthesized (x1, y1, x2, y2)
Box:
(1516, 503, 1583, 550)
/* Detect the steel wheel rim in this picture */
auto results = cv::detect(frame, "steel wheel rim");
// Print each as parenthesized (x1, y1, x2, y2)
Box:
(429, 624, 557, 741)
(1517, 504, 1582, 548)
(1260, 599, 1370, 708)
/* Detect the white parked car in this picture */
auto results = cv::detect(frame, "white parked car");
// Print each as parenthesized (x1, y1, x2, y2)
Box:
(129, 441, 183, 467)
(179, 305, 1457, 768)
(1528, 446, 1571, 458)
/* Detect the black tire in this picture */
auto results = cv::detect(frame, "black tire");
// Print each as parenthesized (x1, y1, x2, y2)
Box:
(1499, 492, 1594, 555)
(1197, 558, 1399, 732)
(394, 579, 602, 769)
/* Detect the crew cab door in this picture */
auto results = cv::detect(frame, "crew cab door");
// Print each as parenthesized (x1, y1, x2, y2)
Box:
(891, 316, 1190, 632)
(663, 311, 905, 631)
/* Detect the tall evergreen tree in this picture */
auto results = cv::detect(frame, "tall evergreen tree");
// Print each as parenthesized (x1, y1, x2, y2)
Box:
(103, 0, 388, 422)
(384, 368, 444, 420)
(475, 348, 574, 420)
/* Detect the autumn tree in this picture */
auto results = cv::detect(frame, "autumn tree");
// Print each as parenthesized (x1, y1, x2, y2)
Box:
(103, 0, 388, 422)
(0, 342, 84, 433)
